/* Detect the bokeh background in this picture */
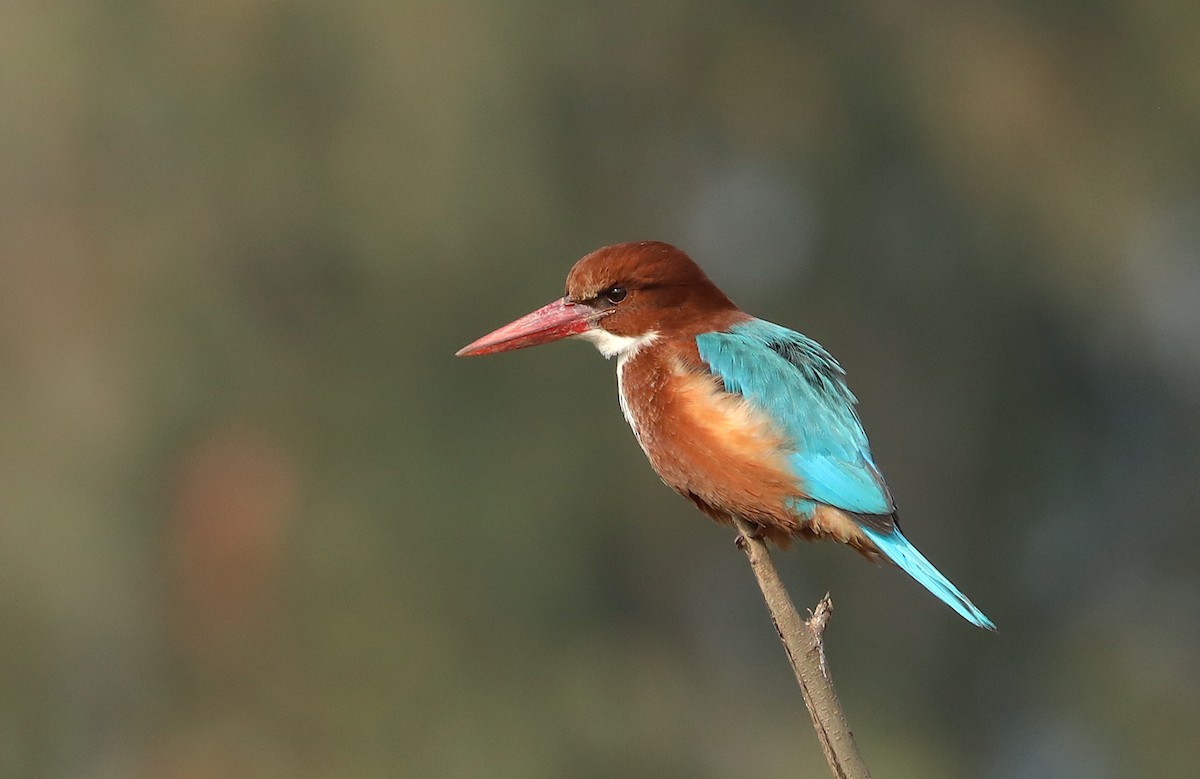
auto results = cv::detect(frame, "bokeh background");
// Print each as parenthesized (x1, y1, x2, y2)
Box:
(3, 1, 1199, 777)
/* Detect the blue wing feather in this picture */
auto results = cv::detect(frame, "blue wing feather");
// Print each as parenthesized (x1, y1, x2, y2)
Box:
(696, 319, 995, 630)
(695, 319, 893, 516)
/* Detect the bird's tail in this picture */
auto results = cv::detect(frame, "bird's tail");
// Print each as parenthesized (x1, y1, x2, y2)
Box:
(859, 525, 996, 630)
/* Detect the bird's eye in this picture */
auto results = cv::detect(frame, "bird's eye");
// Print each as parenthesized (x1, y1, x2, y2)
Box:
(603, 286, 627, 304)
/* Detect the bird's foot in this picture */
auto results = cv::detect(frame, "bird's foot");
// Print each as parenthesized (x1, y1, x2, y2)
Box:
(734, 526, 765, 549)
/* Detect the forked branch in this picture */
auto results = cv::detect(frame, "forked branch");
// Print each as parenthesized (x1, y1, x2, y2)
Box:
(731, 516, 872, 779)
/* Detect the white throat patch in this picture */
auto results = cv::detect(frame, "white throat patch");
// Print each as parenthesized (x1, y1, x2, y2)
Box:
(574, 329, 659, 448)
(575, 329, 659, 360)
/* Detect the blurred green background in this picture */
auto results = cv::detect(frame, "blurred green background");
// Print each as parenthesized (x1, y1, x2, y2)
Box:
(3, 1, 1199, 777)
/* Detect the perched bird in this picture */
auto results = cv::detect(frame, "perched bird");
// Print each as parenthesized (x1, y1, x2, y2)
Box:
(457, 241, 994, 629)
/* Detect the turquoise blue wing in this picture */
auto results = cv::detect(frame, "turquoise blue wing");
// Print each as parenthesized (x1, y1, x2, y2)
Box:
(695, 319, 893, 516)
(698, 320, 996, 630)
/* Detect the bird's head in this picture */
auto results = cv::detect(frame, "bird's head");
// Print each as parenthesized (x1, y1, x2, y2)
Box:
(456, 241, 736, 359)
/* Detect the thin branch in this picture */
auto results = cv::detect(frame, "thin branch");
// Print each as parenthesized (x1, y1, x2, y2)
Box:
(731, 516, 872, 779)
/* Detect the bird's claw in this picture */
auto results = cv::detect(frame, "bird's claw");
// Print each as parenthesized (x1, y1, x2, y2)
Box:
(734, 526, 765, 549)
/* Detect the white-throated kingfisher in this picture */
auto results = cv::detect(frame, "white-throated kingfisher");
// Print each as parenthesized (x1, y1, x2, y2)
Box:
(457, 241, 994, 629)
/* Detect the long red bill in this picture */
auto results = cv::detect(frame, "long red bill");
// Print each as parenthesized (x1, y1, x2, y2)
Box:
(455, 298, 595, 357)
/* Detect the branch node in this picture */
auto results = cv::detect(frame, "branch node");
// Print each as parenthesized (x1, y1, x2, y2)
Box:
(729, 525, 871, 778)
(808, 593, 834, 638)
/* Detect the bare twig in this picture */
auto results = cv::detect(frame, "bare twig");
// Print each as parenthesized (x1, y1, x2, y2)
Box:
(731, 516, 872, 779)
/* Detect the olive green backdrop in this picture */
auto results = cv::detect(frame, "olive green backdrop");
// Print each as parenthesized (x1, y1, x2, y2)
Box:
(2, 1, 1198, 777)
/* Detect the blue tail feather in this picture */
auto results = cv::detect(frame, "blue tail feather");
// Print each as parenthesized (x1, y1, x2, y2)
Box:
(859, 525, 996, 630)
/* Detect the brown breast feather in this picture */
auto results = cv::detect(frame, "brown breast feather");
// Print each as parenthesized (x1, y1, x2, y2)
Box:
(620, 339, 883, 554)
(618, 340, 801, 545)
